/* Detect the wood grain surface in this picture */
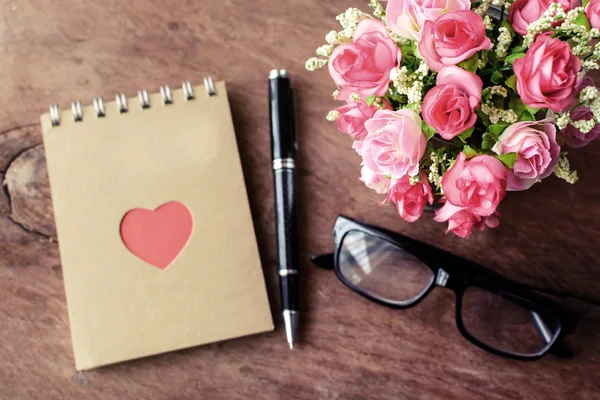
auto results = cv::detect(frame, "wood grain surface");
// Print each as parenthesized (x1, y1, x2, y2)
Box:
(1, 1, 600, 399)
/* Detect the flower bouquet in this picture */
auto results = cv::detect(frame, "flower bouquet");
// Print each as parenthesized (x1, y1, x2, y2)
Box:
(306, 0, 600, 238)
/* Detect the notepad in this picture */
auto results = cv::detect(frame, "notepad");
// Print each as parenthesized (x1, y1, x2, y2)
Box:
(41, 78, 273, 370)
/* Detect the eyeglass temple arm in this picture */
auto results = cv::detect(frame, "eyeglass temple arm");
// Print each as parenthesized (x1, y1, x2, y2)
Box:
(311, 253, 335, 269)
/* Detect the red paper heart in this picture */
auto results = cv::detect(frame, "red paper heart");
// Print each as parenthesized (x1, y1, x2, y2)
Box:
(120, 201, 193, 269)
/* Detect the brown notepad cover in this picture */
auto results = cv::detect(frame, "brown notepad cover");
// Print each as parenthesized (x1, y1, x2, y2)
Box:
(40, 81, 273, 370)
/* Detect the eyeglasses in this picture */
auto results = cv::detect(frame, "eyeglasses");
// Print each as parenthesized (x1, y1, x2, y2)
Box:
(311, 216, 579, 360)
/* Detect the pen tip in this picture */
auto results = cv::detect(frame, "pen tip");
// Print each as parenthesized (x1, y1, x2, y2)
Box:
(289, 342, 294, 350)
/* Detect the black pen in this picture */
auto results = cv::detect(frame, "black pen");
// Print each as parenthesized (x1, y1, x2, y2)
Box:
(268, 69, 299, 349)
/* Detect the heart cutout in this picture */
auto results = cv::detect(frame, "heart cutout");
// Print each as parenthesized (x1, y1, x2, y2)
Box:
(120, 201, 193, 269)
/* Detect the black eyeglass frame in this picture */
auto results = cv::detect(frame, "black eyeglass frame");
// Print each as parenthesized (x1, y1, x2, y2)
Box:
(312, 215, 579, 361)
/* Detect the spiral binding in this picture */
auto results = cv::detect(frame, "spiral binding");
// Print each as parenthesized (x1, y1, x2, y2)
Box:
(48, 77, 216, 127)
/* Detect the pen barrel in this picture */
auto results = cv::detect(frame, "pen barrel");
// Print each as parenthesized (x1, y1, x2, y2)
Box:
(269, 76, 297, 160)
(274, 168, 299, 311)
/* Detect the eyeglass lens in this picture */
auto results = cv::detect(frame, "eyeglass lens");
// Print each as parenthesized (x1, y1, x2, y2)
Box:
(461, 287, 560, 355)
(338, 229, 561, 356)
(338, 230, 434, 304)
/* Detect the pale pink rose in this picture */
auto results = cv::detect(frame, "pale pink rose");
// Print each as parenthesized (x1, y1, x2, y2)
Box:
(384, 172, 433, 222)
(434, 202, 500, 239)
(587, 0, 600, 29)
(440, 153, 508, 217)
(510, 0, 578, 36)
(328, 19, 400, 97)
(361, 165, 391, 194)
(386, 0, 471, 42)
(352, 140, 364, 155)
(418, 10, 492, 72)
(422, 66, 483, 140)
(513, 34, 580, 112)
(336, 95, 392, 140)
(492, 121, 560, 191)
(362, 109, 427, 179)
(560, 106, 600, 147)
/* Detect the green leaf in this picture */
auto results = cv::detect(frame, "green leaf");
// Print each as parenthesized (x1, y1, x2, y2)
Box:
(506, 75, 517, 91)
(519, 110, 535, 121)
(505, 53, 525, 64)
(511, 45, 526, 54)
(481, 133, 493, 150)
(491, 71, 504, 85)
(365, 95, 376, 106)
(500, 18, 514, 33)
(421, 121, 436, 140)
(508, 95, 525, 116)
(488, 51, 499, 67)
(489, 124, 508, 138)
(458, 127, 474, 142)
(496, 152, 518, 168)
(524, 105, 539, 115)
(400, 44, 412, 58)
(463, 145, 479, 158)
(459, 54, 479, 73)
(401, 53, 417, 69)
(575, 12, 591, 30)
(584, 0, 591, 7)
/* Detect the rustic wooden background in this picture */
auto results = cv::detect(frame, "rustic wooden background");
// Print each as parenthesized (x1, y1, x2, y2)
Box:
(1, 0, 600, 399)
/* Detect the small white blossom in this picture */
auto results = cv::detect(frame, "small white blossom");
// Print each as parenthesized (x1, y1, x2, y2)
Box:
(484, 15, 494, 31)
(374, 98, 386, 109)
(572, 118, 596, 133)
(489, 86, 508, 97)
(305, 57, 328, 71)
(349, 93, 361, 101)
(316, 44, 335, 57)
(496, 27, 513, 60)
(407, 81, 424, 104)
(409, 174, 421, 185)
(336, 8, 371, 30)
(554, 152, 578, 184)
(481, 103, 518, 124)
(476, 51, 489, 70)
(332, 90, 340, 100)
(369, 0, 386, 19)
(428, 152, 447, 193)
(325, 29, 353, 45)
(325, 30, 339, 45)
(474, 0, 493, 16)
(326, 110, 340, 121)
(556, 113, 571, 130)
(590, 98, 600, 122)
(580, 86, 599, 103)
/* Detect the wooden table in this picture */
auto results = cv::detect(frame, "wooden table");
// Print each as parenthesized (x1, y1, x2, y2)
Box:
(1, 1, 600, 399)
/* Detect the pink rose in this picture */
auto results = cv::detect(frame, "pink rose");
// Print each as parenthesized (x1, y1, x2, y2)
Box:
(422, 66, 483, 140)
(352, 140, 364, 155)
(587, 0, 600, 30)
(434, 202, 500, 239)
(362, 109, 427, 178)
(384, 172, 433, 222)
(328, 19, 399, 98)
(440, 153, 507, 216)
(560, 106, 600, 147)
(492, 121, 560, 191)
(418, 10, 492, 72)
(510, 0, 578, 36)
(336, 94, 392, 140)
(386, 0, 471, 42)
(361, 165, 391, 194)
(513, 34, 580, 112)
